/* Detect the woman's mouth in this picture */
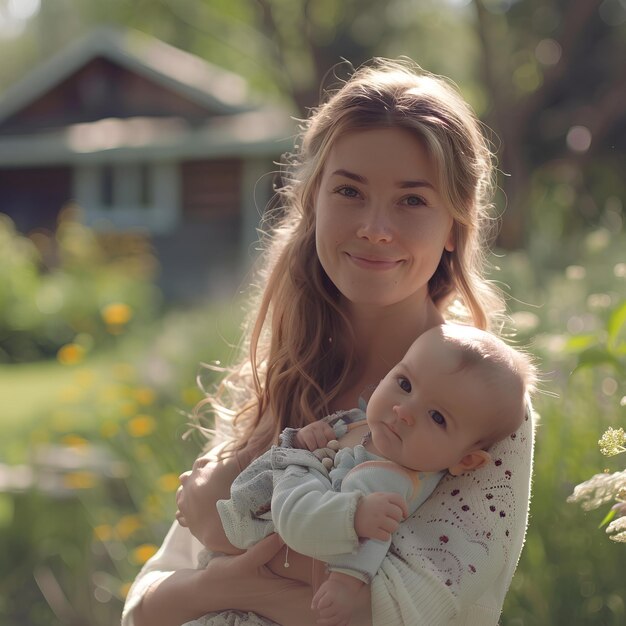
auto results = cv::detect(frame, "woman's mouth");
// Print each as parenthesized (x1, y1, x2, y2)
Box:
(346, 253, 402, 270)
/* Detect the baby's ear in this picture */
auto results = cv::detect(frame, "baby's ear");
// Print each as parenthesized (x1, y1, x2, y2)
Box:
(448, 450, 492, 476)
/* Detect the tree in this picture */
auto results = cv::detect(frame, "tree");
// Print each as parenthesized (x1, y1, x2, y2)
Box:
(3, 0, 624, 248)
(472, 0, 626, 247)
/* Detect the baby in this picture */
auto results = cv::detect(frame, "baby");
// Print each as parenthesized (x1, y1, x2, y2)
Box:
(202, 324, 535, 625)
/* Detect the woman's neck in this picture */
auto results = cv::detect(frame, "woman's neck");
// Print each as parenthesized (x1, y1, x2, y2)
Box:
(329, 295, 445, 412)
(349, 296, 443, 369)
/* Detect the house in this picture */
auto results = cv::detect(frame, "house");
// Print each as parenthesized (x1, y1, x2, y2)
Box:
(0, 27, 295, 300)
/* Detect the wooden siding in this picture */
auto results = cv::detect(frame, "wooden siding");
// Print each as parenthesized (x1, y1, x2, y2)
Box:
(0, 57, 212, 134)
(180, 159, 242, 219)
(0, 167, 72, 232)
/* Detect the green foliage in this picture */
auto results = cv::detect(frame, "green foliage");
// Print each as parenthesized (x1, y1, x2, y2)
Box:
(0, 212, 161, 363)
(0, 299, 242, 625)
(2, 226, 624, 625)
(499, 230, 626, 626)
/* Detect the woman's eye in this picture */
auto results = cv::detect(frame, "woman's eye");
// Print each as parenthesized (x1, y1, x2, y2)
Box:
(336, 186, 359, 198)
(398, 377, 412, 393)
(402, 195, 426, 207)
(429, 410, 446, 427)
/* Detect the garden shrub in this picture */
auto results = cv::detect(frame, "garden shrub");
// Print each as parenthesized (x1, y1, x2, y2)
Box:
(0, 209, 161, 363)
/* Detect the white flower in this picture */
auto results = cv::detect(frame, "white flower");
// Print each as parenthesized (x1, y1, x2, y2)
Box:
(567, 470, 626, 511)
(598, 427, 626, 457)
(606, 515, 626, 543)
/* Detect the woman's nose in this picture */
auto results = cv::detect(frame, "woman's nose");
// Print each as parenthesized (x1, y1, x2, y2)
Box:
(356, 206, 393, 243)
(179, 470, 191, 484)
(393, 404, 414, 426)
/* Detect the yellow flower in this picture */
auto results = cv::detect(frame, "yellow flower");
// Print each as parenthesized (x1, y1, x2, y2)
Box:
(57, 343, 85, 365)
(101, 302, 133, 326)
(61, 434, 89, 448)
(119, 582, 132, 599)
(116, 514, 143, 539)
(135, 387, 156, 405)
(130, 543, 158, 565)
(127, 415, 156, 437)
(63, 471, 98, 490)
(157, 473, 180, 493)
(93, 524, 114, 542)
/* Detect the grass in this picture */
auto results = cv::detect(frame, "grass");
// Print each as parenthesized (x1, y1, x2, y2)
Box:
(0, 337, 151, 464)
(1, 360, 77, 426)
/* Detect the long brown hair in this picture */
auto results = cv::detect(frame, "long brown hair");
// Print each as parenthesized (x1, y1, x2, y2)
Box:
(196, 58, 504, 454)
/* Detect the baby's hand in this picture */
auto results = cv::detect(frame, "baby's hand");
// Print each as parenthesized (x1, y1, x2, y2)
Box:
(354, 492, 408, 541)
(295, 421, 337, 451)
(311, 574, 363, 626)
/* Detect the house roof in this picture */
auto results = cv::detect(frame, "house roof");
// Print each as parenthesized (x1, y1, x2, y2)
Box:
(0, 109, 294, 166)
(0, 26, 264, 124)
(0, 26, 296, 164)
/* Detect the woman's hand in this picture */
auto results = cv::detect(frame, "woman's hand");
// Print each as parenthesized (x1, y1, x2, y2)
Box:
(134, 533, 314, 626)
(176, 451, 244, 553)
(207, 534, 321, 625)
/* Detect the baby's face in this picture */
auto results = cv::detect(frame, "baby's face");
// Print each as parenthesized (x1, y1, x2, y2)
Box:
(366, 330, 518, 473)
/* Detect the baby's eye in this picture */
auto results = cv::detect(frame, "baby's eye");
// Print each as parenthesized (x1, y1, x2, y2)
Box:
(429, 410, 446, 427)
(398, 377, 412, 393)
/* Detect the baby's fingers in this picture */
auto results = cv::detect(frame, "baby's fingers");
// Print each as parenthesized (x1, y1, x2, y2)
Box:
(382, 515, 403, 533)
(298, 429, 318, 451)
(311, 423, 337, 449)
(311, 588, 324, 611)
(315, 604, 346, 626)
(385, 493, 409, 519)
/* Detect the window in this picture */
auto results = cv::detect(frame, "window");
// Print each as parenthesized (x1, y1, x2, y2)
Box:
(101, 164, 114, 208)
(74, 162, 179, 233)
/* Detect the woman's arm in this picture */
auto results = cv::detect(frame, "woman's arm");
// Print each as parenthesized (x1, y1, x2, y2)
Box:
(371, 408, 535, 625)
(176, 446, 248, 553)
(132, 535, 322, 626)
(121, 520, 203, 626)
(124, 444, 352, 626)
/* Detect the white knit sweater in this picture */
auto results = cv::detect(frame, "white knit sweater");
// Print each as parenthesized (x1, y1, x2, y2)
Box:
(122, 406, 534, 626)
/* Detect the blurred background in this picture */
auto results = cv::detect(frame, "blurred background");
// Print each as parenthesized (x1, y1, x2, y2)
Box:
(0, 1, 624, 625)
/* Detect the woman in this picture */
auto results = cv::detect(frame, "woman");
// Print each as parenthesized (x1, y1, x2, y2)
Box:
(122, 58, 534, 626)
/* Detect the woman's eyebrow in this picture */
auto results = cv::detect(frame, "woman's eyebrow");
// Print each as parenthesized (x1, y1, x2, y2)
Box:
(330, 169, 367, 183)
(398, 179, 434, 190)
(330, 169, 434, 190)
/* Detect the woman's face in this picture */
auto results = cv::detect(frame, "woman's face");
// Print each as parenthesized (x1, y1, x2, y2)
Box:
(314, 127, 454, 311)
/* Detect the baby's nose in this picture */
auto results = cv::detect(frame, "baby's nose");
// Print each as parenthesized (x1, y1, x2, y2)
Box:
(393, 404, 414, 426)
